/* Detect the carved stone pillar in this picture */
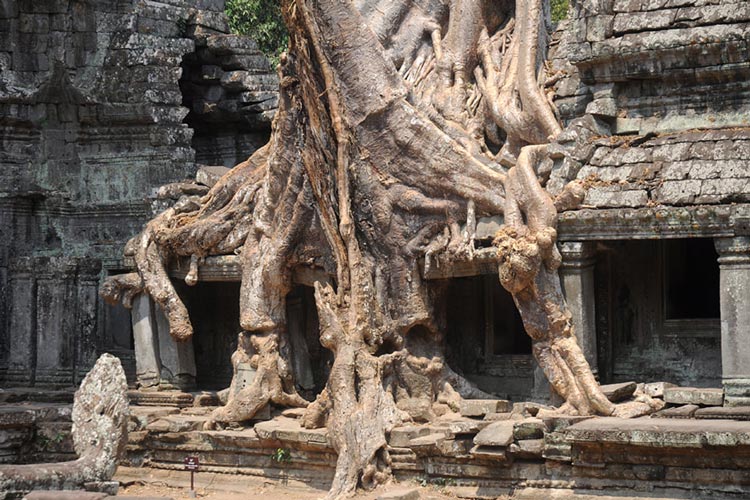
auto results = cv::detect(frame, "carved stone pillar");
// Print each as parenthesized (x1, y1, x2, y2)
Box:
(559, 241, 599, 376)
(131, 294, 160, 389)
(715, 236, 750, 407)
(7, 259, 36, 385)
(154, 305, 197, 391)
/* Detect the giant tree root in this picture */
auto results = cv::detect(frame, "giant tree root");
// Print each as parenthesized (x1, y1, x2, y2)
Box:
(101, 1, 661, 498)
(205, 328, 308, 429)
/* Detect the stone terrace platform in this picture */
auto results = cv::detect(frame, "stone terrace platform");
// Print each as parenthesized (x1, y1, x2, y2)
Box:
(119, 388, 750, 499)
(1, 387, 750, 498)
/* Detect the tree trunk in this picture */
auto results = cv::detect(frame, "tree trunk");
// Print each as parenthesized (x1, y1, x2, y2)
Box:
(102, 0, 660, 497)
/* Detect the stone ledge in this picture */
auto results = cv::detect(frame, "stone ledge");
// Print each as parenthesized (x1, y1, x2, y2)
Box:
(565, 417, 750, 447)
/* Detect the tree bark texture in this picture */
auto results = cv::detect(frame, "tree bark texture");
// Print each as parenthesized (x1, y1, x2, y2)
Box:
(102, 0, 659, 497)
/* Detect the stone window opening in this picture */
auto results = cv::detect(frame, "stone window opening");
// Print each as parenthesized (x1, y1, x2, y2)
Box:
(662, 238, 721, 329)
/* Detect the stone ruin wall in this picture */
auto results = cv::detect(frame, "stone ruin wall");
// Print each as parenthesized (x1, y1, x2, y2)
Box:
(546, 0, 750, 388)
(1, 0, 748, 393)
(0, 0, 277, 387)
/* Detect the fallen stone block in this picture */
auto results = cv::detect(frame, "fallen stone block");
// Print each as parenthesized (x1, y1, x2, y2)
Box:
(431, 418, 487, 437)
(566, 417, 750, 448)
(389, 425, 430, 448)
(509, 438, 544, 459)
(376, 487, 420, 500)
(542, 414, 594, 433)
(654, 404, 699, 419)
(459, 399, 511, 417)
(511, 402, 553, 418)
(643, 381, 677, 398)
(473, 421, 514, 447)
(195, 165, 230, 187)
(600, 381, 637, 402)
(513, 418, 545, 440)
(437, 438, 473, 456)
(469, 445, 509, 462)
(483, 412, 513, 421)
(409, 433, 445, 455)
(24, 492, 109, 500)
(695, 406, 750, 421)
(664, 387, 724, 406)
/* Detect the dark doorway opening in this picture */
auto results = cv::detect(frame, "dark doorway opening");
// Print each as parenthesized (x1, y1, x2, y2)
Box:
(286, 285, 328, 400)
(174, 281, 241, 390)
(444, 274, 533, 400)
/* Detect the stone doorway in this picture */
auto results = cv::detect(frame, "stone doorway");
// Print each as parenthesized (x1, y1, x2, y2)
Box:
(444, 275, 534, 402)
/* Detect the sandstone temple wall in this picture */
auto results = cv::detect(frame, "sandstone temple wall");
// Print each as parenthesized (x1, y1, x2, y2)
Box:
(0, 0, 276, 387)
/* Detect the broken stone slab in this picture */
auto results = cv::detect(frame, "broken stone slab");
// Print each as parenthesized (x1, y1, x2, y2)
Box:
(483, 412, 514, 421)
(469, 445, 510, 462)
(376, 488, 420, 500)
(643, 381, 677, 398)
(566, 417, 750, 448)
(254, 417, 330, 447)
(127, 390, 194, 408)
(509, 438, 545, 459)
(459, 399, 512, 417)
(664, 387, 724, 406)
(145, 415, 207, 433)
(513, 418, 545, 440)
(653, 404, 699, 419)
(600, 381, 637, 402)
(430, 418, 488, 437)
(24, 492, 109, 500)
(408, 433, 445, 454)
(542, 414, 594, 433)
(473, 420, 514, 447)
(695, 406, 750, 421)
(511, 402, 553, 418)
(437, 438, 474, 456)
(195, 165, 230, 187)
(389, 425, 431, 448)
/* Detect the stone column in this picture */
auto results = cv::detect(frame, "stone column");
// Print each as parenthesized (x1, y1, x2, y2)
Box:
(131, 294, 161, 389)
(35, 259, 77, 386)
(715, 236, 750, 407)
(7, 259, 36, 385)
(154, 303, 196, 391)
(559, 241, 599, 376)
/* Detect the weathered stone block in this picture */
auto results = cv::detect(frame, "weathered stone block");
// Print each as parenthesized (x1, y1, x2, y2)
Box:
(0, 408, 36, 428)
(24, 492, 108, 500)
(643, 382, 677, 398)
(513, 418, 545, 440)
(469, 445, 509, 462)
(509, 438, 544, 459)
(695, 406, 750, 421)
(473, 421, 514, 447)
(600, 381, 637, 402)
(376, 487, 420, 500)
(459, 399, 512, 417)
(653, 404, 699, 419)
(206, 34, 259, 55)
(664, 387, 724, 406)
(389, 425, 430, 448)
